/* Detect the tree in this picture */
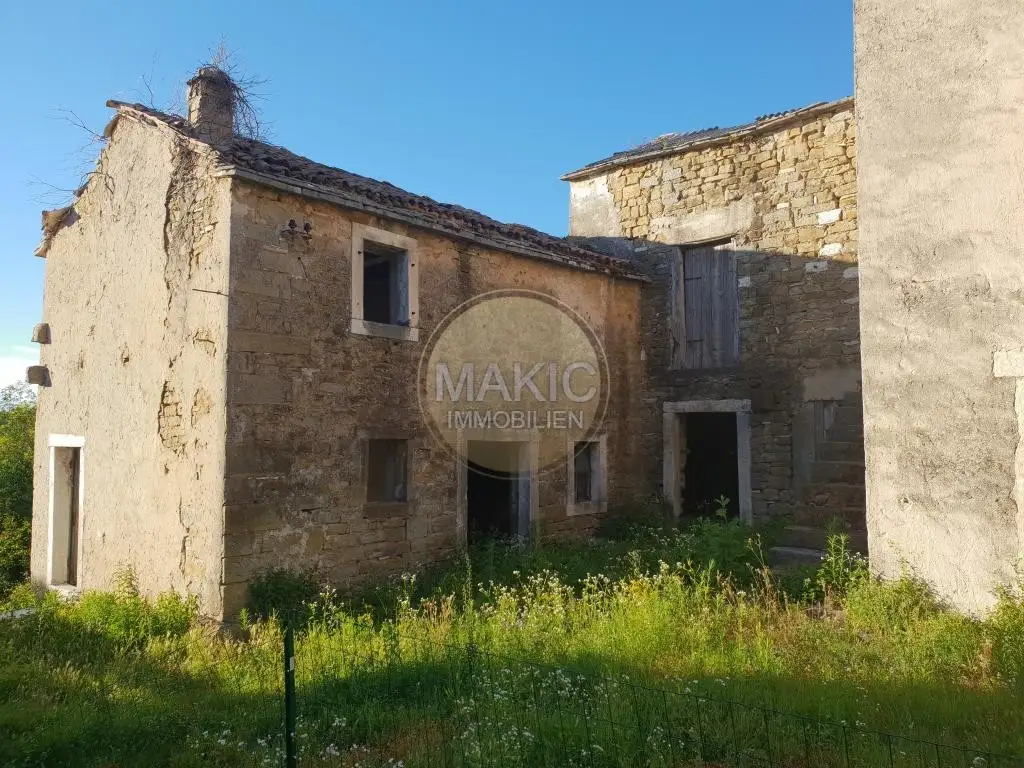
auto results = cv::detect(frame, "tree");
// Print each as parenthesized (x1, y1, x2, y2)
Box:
(0, 383, 35, 598)
(0, 381, 35, 411)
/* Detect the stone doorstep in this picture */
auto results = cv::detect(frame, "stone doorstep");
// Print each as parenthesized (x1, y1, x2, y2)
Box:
(800, 480, 866, 501)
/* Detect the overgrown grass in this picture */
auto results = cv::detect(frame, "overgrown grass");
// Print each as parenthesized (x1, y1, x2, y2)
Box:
(1, 520, 1023, 767)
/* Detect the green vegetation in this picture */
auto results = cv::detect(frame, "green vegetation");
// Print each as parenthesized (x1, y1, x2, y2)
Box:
(1, 518, 1023, 767)
(0, 382, 34, 600)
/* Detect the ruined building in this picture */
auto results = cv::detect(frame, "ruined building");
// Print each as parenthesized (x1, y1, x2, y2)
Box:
(564, 98, 862, 551)
(29, 66, 865, 619)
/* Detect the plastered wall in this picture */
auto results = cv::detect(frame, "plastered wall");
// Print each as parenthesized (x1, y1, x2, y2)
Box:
(31, 117, 231, 615)
(854, 0, 1024, 611)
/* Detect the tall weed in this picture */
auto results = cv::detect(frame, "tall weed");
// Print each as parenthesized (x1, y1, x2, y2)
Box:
(803, 533, 869, 604)
(988, 588, 1024, 689)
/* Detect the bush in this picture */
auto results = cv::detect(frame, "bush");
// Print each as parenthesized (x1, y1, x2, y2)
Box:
(1, 581, 37, 611)
(845, 570, 942, 632)
(687, 515, 760, 575)
(989, 588, 1024, 689)
(802, 533, 869, 603)
(596, 499, 675, 540)
(246, 567, 321, 624)
(0, 512, 30, 599)
(65, 570, 196, 649)
(0, 383, 34, 601)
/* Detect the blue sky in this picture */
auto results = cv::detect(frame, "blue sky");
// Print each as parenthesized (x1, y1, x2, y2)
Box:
(0, 0, 853, 389)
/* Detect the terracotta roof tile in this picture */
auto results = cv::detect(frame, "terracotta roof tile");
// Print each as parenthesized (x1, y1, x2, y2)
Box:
(107, 101, 637, 278)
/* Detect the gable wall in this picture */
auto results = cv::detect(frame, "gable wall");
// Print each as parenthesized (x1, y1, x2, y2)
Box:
(30, 118, 231, 614)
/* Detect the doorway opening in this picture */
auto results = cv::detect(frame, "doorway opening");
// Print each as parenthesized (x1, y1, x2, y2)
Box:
(683, 412, 740, 519)
(50, 445, 82, 586)
(466, 440, 527, 544)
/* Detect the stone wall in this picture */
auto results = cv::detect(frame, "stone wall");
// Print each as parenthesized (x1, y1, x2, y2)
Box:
(855, 0, 1024, 612)
(568, 101, 864, 530)
(220, 180, 649, 614)
(30, 116, 231, 614)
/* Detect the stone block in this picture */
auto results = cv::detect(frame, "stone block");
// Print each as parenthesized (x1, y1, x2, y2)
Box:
(364, 541, 412, 560)
(233, 331, 310, 355)
(230, 373, 290, 404)
(223, 555, 263, 584)
(235, 271, 291, 299)
(224, 532, 257, 557)
(325, 533, 360, 551)
(224, 503, 283, 533)
(258, 247, 308, 277)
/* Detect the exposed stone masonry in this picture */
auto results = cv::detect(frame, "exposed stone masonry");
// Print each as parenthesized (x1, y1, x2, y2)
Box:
(569, 100, 864, 538)
(159, 381, 186, 453)
(218, 182, 648, 614)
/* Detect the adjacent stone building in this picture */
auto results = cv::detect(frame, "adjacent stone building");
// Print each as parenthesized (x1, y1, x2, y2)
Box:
(564, 100, 865, 555)
(29, 65, 868, 618)
(854, 0, 1024, 612)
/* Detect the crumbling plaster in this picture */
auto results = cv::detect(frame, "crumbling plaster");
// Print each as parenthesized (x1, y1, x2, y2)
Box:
(30, 115, 231, 615)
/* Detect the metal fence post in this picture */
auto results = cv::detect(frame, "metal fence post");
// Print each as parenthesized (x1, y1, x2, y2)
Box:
(284, 623, 297, 768)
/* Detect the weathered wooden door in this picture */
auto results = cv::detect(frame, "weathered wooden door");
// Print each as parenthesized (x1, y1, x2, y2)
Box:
(681, 243, 739, 369)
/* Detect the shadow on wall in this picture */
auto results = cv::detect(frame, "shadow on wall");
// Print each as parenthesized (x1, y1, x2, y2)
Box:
(572, 235, 865, 538)
(572, 235, 861, 368)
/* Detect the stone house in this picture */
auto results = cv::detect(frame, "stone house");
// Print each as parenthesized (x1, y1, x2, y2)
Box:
(564, 99, 864, 556)
(29, 68, 649, 618)
(28, 66, 864, 618)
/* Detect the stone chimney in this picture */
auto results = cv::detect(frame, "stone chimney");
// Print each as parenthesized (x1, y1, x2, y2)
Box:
(187, 66, 234, 146)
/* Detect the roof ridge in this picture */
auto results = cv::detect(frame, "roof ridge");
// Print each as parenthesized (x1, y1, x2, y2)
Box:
(562, 96, 854, 181)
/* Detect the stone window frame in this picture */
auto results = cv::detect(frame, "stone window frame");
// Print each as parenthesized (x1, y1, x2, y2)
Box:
(47, 433, 85, 592)
(350, 223, 420, 342)
(565, 434, 608, 517)
(361, 433, 413, 518)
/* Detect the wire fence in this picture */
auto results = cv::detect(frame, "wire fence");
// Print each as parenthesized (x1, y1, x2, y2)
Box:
(279, 624, 1022, 768)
